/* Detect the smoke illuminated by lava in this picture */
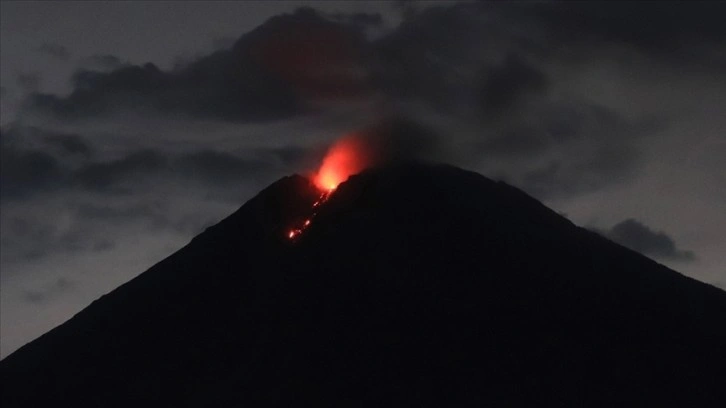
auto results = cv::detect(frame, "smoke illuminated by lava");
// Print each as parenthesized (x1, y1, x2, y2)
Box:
(313, 134, 367, 191)
(288, 120, 434, 241)
(313, 119, 439, 192)
(287, 135, 367, 241)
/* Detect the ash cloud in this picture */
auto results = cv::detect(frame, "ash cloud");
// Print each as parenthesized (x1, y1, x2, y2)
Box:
(347, 117, 443, 168)
(26, 8, 369, 122)
(502, 1, 726, 64)
(7, 2, 722, 248)
(479, 54, 548, 117)
(331, 12, 383, 28)
(18, 3, 705, 203)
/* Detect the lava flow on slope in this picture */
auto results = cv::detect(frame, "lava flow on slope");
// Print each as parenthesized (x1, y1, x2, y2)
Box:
(287, 135, 366, 241)
(286, 187, 335, 240)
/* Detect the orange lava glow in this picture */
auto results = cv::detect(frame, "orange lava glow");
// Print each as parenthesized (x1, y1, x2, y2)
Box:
(287, 135, 367, 241)
(286, 190, 334, 241)
(313, 135, 366, 191)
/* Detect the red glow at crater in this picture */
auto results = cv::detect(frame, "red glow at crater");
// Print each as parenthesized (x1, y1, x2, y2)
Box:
(287, 134, 369, 242)
(313, 135, 366, 191)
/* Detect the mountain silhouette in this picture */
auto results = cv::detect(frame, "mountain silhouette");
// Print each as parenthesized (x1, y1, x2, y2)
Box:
(2, 163, 725, 407)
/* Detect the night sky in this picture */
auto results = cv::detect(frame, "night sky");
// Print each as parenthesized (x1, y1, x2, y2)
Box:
(1, 1, 724, 358)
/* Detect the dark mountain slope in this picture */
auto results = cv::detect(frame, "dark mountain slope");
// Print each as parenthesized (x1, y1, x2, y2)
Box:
(2, 163, 725, 407)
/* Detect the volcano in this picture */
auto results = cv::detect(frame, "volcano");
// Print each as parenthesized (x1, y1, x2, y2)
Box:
(2, 163, 725, 407)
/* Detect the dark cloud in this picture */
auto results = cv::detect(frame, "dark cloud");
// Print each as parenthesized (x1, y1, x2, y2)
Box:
(330, 12, 383, 28)
(369, 3, 684, 200)
(11, 3, 687, 206)
(500, 1, 726, 63)
(0, 126, 96, 199)
(479, 54, 548, 116)
(176, 150, 269, 184)
(0, 216, 58, 261)
(22, 277, 74, 304)
(17, 72, 41, 92)
(357, 117, 442, 165)
(210, 36, 236, 51)
(27, 8, 369, 122)
(27, 2, 721, 132)
(596, 219, 695, 262)
(32, 51, 297, 121)
(42, 132, 93, 158)
(2, 212, 86, 263)
(520, 143, 640, 199)
(5, 126, 93, 154)
(244, 7, 370, 100)
(373, 1, 726, 113)
(0, 134, 64, 199)
(19, 2, 726, 124)
(74, 148, 295, 192)
(92, 240, 115, 252)
(74, 201, 172, 231)
(1, 122, 305, 201)
(477, 127, 548, 158)
(473, 99, 651, 199)
(0, 207, 123, 264)
(36, 42, 71, 60)
(74, 150, 168, 192)
(372, 4, 490, 107)
(82, 54, 126, 71)
(257, 145, 311, 168)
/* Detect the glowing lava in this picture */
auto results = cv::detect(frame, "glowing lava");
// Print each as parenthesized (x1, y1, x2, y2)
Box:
(313, 135, 366, 191)
(286, 190, 333, 241)
(287, 134, 367, 241)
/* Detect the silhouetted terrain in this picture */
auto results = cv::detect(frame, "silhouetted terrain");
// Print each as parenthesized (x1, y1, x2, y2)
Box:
(2, 163, 725, 407)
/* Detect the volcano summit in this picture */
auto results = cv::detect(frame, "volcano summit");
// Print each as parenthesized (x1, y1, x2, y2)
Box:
(2, 163, 725, 407)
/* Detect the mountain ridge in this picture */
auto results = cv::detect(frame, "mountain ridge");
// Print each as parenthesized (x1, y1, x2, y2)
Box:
(2, 162, 725, 407)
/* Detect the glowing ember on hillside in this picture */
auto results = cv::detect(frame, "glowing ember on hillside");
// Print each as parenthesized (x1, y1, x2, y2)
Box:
(286, 189, 334, 241)
(313, 135, 366, 191)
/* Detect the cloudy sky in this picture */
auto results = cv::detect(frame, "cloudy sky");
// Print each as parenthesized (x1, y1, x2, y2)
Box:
(1, 1, 724, 358)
